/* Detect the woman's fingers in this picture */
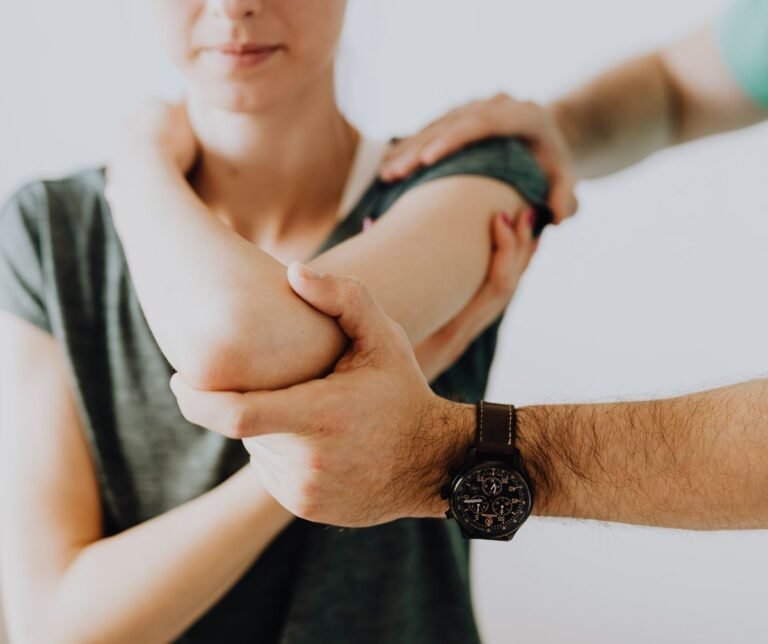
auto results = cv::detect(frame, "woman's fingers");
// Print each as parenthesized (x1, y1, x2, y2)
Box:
(413, 210, 538, 379)
(486, 210, 530, 294)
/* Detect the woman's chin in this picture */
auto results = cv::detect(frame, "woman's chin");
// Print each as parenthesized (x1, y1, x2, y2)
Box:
(191, 83, 286, 115)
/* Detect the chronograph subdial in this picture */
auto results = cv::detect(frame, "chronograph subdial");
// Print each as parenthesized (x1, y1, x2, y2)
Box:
(481, 476, 503, 497)
(491, 496, 518, 517)
(460, 496, 490, 514)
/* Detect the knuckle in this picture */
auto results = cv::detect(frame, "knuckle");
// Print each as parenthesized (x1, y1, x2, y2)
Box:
(307, 450, 327, 475)
(490, 92, 513, 107)
(474, 112, 497, 130)
(343, 277, 370, 307)
(490, 273, 516, 298)
(226, 404, 251, 439)
(391, 320, 410, 347)
(296, 480, 321, 520)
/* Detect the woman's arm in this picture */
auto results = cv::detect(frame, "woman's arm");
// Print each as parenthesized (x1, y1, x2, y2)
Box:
(109, 104, 531, 392)
(0, 315, 292, 644)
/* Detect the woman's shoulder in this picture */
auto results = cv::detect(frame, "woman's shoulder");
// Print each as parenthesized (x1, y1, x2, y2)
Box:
(2, 167, 108, 230)
(0, 168, 114, 332)
(363, 137, 552, 231)
(1, 167, 116, 272)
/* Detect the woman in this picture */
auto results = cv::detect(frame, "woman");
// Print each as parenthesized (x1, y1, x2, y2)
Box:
(0, 1, 552, 642)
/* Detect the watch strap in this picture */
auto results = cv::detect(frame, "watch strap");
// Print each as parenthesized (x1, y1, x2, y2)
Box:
(475, 401, 518, 458)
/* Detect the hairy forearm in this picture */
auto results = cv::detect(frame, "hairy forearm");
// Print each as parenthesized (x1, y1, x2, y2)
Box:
(112, 156, 517, 391)
(50, 467, 292, 644)
(550, 53, 678, 179)
(550, 27, 767, 180)
(516, 379, 768, 529)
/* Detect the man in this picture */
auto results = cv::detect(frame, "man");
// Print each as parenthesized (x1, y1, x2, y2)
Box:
(381, 0, 767, 224)
(169, 0, 768, 537)
(171, 262, 768, 534)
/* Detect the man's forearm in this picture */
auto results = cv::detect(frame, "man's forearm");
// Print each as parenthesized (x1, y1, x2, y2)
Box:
(550, 27, 767, 180)
(550, 53, 677, 179)
(512, 379, 768, 529)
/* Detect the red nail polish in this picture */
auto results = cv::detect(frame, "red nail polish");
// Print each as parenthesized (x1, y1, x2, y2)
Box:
(526, 209, 536, 228)
(500, 212, 513, 227)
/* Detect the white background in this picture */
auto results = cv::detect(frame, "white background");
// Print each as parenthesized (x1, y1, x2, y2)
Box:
(1, 1, 767, 643)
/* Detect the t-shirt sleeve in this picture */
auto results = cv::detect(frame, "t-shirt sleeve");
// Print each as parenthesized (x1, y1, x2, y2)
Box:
(374, 137, 553, 236)
(0, 182, 52, 333)
(716, 0, 768, 109)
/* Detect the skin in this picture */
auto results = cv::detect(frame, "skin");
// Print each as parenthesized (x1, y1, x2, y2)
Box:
(166, 15, 768, 531)
(108, 109, 537, 392)
(1, 1, 539, 641)
(379, 26, 767, 219)
(171, 265, 768, 531)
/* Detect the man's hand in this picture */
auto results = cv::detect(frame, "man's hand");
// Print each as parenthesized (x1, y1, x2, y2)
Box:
(414, 209, 538, 381)
(379, 94, 578, 223)
(170, 265, 475, 528)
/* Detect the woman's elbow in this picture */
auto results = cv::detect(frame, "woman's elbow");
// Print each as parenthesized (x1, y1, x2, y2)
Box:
(174, 336, 257, 392)
(168, 299, 348, 392)
(161, 303, 263, 391)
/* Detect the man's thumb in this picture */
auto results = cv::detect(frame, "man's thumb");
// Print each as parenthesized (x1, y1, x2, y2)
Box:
(286, 263, 389, 345)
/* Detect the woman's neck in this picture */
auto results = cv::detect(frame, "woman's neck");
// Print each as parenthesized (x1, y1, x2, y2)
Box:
(187, 73, 359, 244)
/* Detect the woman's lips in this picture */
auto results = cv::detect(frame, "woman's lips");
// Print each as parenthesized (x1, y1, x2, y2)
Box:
(203, 44, 283, 71)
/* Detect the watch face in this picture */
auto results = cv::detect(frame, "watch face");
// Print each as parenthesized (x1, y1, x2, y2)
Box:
(450, 461, 532, 538)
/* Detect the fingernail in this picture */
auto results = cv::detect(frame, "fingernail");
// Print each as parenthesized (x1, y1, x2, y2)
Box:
(297, 263, 325, 280)
(363, 216, 375, 232)
(525, 209, 537, 228)
(499, 211, 513, 227)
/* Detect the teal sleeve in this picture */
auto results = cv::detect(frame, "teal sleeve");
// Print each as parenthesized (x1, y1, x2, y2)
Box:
(716, 0, 768, 109)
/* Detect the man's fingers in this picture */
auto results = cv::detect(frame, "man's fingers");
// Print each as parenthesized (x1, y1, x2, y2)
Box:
(380, 136, 434, 181)
(170, 374, 315, 439)
(287, 263, 392, 349)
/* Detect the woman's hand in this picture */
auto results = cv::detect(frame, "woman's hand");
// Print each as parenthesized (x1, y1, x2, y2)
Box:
(379, 94, 578, 223)
(106, 99, 199, 236)
(115, 99, 198, 171)
(107, 99, 198, 210)
(414, 209, 538, 382)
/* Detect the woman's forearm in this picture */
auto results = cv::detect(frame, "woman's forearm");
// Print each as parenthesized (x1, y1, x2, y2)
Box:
(110, 156, 346, 391)
(51, 467, 292, 644)
(111, 154, 522, 392)
(310, 175, 508, 342)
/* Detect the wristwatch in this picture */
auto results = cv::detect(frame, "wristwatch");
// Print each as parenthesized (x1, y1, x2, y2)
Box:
(441, 401, 534, 541)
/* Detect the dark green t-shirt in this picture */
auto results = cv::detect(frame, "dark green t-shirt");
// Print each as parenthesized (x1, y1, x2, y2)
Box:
(0, 137, 549, 644)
